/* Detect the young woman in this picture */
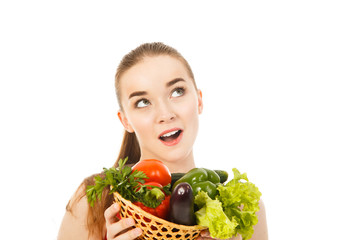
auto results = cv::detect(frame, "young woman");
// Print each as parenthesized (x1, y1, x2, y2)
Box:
(58, 42, 268, 240)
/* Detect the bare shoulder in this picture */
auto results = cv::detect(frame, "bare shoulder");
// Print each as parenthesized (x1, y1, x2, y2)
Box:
(250, 198, 268, 240)
(57, 184, 99, 240)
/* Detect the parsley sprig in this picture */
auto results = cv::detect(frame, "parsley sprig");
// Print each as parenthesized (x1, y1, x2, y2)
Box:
(86, 157, 148, 207)
(86, 157, 171, 208)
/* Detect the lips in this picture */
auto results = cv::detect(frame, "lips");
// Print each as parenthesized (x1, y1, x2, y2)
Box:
(159, 128, 183, 146)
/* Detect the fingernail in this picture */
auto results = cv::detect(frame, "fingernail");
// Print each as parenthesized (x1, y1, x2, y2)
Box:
(201, 231, 210, 237)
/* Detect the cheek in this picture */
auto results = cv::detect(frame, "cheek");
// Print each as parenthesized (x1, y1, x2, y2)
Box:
(181, 100, 200, 129)
(128, 113, 154, 137)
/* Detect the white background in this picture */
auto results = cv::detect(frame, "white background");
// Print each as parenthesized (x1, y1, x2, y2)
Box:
(1, 1, 359, 239)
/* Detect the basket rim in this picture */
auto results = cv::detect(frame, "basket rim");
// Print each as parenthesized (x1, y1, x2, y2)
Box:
(113, 191, 207, 231)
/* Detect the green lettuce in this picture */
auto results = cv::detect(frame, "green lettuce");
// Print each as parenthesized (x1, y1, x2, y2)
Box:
(195, 191, 238, 239)
(194, 168, 262, 240)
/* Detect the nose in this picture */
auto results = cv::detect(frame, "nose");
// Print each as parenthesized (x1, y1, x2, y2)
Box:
(156, 102, 176, 124)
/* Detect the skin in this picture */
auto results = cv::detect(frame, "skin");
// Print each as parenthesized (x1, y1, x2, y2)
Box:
(58, 55, 268, 240)
(118, 55, 203, 173)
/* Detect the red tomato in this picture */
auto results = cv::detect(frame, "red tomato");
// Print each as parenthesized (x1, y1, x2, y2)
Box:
(132, 159, 171, 186)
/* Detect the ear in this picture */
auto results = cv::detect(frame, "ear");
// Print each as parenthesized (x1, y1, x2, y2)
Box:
(197, 89, 203, 114)
(117, 110, 134, 133)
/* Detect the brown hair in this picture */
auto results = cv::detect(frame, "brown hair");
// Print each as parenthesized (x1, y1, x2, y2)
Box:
(66, 42, 196, 238)
(115, 42, 196, 165)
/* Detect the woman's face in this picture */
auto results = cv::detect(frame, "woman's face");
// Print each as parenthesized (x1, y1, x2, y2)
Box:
(118, 55, 203, 165)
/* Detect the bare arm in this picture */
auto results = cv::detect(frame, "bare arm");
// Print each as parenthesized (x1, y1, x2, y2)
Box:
(57, 186, 101, 240)
(250, 199, 268, 240)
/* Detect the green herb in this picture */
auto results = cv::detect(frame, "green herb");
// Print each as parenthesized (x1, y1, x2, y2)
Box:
(86, 157, 148, 207)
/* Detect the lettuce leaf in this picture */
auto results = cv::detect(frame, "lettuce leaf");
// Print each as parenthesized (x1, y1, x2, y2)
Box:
(194, 191, 238, 239)
(194, 168, 262, 240)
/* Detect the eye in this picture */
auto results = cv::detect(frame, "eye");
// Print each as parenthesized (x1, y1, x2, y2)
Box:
(171, 87, 185, 98)
(135, 98, 150, 108)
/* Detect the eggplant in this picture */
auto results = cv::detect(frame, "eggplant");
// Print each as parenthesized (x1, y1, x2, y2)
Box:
(169, 182, 196, 226)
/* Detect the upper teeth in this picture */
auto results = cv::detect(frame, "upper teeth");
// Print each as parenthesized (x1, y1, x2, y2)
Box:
(162, 130, 179, 137)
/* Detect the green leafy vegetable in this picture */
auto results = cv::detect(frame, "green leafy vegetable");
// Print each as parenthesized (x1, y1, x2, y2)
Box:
(86, 157, 169, 208)
(138, 187, 166, 208)
(195, 191, 238, 239)
(194, 168, 262, 240)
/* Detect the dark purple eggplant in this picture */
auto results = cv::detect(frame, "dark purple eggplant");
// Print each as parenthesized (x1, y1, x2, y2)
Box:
(169, 182, 196, 226)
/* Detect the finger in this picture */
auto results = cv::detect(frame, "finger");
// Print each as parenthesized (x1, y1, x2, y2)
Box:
(197, 230, 213, 240)
(200, 230, 211, 237)
(114, 227, 143, 240)
(104, 203, 120, 225)
(107, 217, 136, 238)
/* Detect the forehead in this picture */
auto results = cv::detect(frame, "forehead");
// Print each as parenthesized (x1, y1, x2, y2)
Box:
(120, 55, 191, 95)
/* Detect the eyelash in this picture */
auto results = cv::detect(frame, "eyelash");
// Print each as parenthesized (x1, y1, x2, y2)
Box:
(134, 98, 150, 108)
(133, 86, 186, 109)
(171, 87, 186, 97)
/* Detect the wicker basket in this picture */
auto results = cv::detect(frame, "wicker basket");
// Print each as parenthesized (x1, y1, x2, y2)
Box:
(113, 191, 207, 240)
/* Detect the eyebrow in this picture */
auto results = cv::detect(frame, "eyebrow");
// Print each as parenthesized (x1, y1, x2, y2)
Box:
(128, 78, 186, 100)
(166, 78, 185, 87)
(128, 91, 147, 99)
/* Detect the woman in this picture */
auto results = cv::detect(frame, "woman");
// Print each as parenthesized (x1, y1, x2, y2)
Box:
(58, 42, 268, 240)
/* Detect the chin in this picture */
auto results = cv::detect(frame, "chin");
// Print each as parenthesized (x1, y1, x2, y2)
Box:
(163, 148, 193, 164)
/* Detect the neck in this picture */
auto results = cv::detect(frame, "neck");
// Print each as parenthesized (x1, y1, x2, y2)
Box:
(165, 157, 196, 173)
(140, 152, 196, 173)
(170, 151, 196, 173)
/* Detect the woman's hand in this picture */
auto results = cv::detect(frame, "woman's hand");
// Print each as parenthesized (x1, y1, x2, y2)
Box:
(104, 203, 143, 240)
(197, 229, 242, 240)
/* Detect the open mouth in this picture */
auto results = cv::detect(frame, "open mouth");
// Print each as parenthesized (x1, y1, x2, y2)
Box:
(159, 129, 183, 143)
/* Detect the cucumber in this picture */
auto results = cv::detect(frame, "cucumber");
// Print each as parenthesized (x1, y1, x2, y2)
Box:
(214, 170, 228, 183)
(171, 169, 228, 187)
